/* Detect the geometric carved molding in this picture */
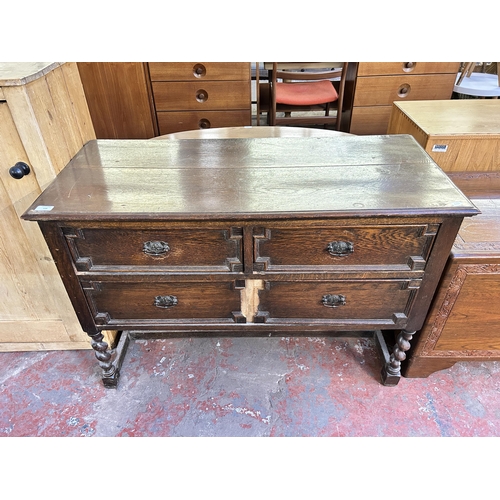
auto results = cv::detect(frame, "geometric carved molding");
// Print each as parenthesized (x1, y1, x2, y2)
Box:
(422, 263, 500, 356)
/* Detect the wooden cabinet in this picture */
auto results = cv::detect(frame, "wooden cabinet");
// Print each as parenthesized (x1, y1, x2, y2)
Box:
(387, 99, 500, 172)
(0, 62, 95, 351)
(405, 176, 500, 377)
(148, 62, 252, 135)
(77, 63, 156, 139)
(342, 62, 459, 135)
(22, 136, 478, 386)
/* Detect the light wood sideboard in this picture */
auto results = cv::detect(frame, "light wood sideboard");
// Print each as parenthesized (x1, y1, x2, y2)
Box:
(342, 62, 460, 135)
(387, 99, 500, 172)
(22, 136, 478, 387)
(0, 62, 96, 351)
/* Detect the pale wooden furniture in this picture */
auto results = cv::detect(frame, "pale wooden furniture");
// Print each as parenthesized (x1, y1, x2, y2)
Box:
(77, 63, 157, 139)
(0, 62, 96, 351)
(22, 136, 478, 387)
(149, 63, 252, 135)
(342, 62, 460, 135)
(405, 173, 500, 377)
(387, 100, 500, 172)
(154, 126, 351, 140)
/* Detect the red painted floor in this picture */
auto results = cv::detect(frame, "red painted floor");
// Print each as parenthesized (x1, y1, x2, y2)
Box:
(1, 335, 500, 437)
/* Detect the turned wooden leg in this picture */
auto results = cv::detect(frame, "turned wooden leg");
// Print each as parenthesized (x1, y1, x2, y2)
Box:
(88, 331, 130, 388)
(380, 329, 415, 386)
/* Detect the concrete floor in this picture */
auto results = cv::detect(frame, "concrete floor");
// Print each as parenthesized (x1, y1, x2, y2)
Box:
(2, 334, 500, 437)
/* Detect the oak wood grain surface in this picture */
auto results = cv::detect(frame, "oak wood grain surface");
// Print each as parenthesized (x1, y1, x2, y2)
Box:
(23, 136, 477, 222)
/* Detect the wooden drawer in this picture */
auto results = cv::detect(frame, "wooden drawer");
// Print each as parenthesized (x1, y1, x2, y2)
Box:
(349, 106, 394, 135)
(353, 74, 457, 106)
(255, 279, 421, 327)
(357, 62, 460, 76)
(157, 110, 250, 135)
(63, 226, 243, 272)
(253, 224, 437, 272)
(152, 81, 250, 111)
(149, 62, 250, 82)
(83, 279, 245, 326)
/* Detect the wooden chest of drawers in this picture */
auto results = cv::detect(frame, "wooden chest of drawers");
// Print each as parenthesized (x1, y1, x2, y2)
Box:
(22, 136, 478, 387)
(149, 62, 251, 135)
(343, 62, 459, 135)
(387, 99, 500, 172)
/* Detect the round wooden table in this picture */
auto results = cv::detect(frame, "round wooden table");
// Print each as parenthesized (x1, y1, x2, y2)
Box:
(154, 126, 352, 140)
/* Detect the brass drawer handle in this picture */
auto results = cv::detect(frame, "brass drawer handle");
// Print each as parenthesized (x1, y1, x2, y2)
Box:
(326, 241, 353, 257)
(143, 240, 170, 256)
(154, 295, 178, 309)
(322, 294, 346, 308)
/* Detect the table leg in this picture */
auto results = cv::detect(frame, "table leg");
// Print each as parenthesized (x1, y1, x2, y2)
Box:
(89, 330, 130, 388)
(377, 329, 415, 386)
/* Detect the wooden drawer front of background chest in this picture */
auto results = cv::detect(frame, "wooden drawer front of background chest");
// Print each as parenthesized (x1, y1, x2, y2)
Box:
(353, 74, 458, 107)
(63, 226, 243, 272)
(253, 224, 437, 272)
(149, 62, 250, 82)
(82, 280, 245, 326)
(356, 62, 460, 76)
(152, 82, 250, 111)
(157, 110, 251, 136)
(256, 279, 421, 327)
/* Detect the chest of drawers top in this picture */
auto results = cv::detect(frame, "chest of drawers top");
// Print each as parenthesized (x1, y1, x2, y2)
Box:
(23, 135, 477, 222)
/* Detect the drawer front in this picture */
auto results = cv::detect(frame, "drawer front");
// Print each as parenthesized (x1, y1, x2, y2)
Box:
(256, 279, 420, 326)
(349, 106, 393, 135)
(152, 81, 250, 111)
(353, 74, 456, 106)
(149, 62, 250, 82)
(253, 224, 437, 272)
(157, 110, 251, 135)
(63, 227, 243, 272)
(83, 280, 245, 325)
(357, 62, 460, 76)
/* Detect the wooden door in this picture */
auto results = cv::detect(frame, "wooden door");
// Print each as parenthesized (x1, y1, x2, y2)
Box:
(0, 62, 95, 351)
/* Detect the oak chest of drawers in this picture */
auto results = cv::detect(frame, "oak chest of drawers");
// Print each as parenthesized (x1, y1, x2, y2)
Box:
(343, 62, 460, 135)
(149, 62, 252, 135)
(22, 136, 478, 387)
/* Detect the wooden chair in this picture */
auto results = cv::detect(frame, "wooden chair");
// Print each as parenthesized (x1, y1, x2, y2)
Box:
(268, 63, 348, 130)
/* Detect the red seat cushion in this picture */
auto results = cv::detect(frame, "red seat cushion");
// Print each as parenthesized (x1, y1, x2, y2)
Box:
(276, 80, 339, 106)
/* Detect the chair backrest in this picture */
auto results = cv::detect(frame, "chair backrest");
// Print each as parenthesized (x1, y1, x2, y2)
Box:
(270, 62, 348, 130)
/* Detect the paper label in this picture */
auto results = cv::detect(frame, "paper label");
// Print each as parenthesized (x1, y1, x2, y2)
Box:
(432, 144, 448, 153)
(34, 205, 54, 211)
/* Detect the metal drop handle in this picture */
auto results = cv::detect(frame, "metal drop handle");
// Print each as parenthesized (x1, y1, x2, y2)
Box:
(322, 294, 346, 308)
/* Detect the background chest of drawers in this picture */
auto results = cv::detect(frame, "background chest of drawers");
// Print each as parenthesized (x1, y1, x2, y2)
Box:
(77, 62, 252, 138)
(22, 136, 478, 387)
(148, 62, 252, 135)
(342, 62, 460, 135)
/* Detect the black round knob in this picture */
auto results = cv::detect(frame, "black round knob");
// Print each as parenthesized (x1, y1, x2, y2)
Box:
(9, 162, 31, 179)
